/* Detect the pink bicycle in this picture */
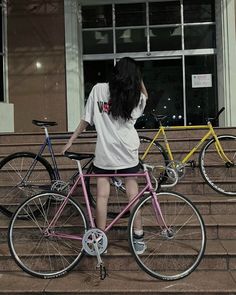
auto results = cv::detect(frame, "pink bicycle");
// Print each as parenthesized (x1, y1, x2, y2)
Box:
(8, 151, 206, 281)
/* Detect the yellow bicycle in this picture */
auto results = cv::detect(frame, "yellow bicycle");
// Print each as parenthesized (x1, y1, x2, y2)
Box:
(138, 107, 236, 196)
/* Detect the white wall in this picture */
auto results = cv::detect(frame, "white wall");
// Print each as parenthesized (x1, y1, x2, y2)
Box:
(0, 103, 14, 132)
(219, 0, 236, 126)
(64, 0, 84, 132)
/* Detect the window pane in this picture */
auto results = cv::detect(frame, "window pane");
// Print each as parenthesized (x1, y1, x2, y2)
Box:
(184, 25, 216, 49)
(116, 28, 146, 53)
(83, 30, 113, 54)
(183, 0, 215, 23)
(84, 60, 113, 100)
(115, 3, 146, 27)
(149, 1, 180, 25)
(150, 26, 181, 51)
(136, 59, 183, 128)
(185, 55, 218, 126)
(82, 5, 112, 28)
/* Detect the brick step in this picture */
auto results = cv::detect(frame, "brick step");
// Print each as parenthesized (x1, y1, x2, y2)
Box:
(0, 239, 235, 272)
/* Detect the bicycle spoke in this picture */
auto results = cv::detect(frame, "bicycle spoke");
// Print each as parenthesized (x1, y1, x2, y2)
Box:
(9, 192, 87, 278)
(129, 192, 206, 281)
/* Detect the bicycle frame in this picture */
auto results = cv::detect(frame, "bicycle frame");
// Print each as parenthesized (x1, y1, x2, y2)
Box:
(21, 126, 94, 184)
(45, 160, 168, 241)
(141, 121, 232, 165)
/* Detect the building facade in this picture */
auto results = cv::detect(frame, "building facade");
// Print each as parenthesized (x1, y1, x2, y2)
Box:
(1, 0, 236, 132)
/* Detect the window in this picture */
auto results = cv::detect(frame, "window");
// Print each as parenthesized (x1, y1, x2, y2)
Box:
(81, 1, 217, 126)
(185, 55, 218, 126)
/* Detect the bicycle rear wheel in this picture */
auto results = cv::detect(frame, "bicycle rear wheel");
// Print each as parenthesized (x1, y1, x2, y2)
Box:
(199, 135, 236, 196)
(128, 192, 206, 281)
(0, 152, 55, 217)
(139, 136, 169, 183)
(8, 192, 88, 278)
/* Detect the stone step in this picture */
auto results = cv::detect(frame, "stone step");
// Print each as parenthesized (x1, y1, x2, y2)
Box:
(1, 193, 236, 217)
(1, 214, 236, 242)
(0, 270, 235, 294)
(1, 239, 236, 272)
(0, 126, 235, 144)
(1, 126, 235, 157)
(1, 135, 234, 158)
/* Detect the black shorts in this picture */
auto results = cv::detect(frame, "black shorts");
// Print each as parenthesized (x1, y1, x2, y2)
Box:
(92, 163, 141, 175)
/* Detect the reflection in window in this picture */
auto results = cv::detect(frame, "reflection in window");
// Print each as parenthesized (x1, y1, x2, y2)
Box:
(83, 30, 113, 54)
(83, 60, 113, 100)
(115, 3, 146, 27)
(183, 0, 215, 23)
(116, 28, 146, 53)
(184, 25, 216, 49)
(150, 26, 182, 51)
(82, 5, 112, 28)
(149, 1, 180, 25)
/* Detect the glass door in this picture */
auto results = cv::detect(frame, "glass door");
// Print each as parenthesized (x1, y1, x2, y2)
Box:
(136, 58, 183, 128)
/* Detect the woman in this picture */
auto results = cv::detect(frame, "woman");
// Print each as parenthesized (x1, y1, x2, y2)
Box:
(62, 57, 148, 254)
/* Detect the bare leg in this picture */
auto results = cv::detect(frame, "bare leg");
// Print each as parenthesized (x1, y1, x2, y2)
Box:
(125, 177, 142, 231)
(96, 177, 110, 230)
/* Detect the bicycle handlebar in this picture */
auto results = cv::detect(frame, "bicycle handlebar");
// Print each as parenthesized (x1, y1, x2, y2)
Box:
(215, 107, 225, 120)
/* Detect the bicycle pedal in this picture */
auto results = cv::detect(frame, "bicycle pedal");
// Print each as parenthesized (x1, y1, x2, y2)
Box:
(96, 263, 107, 280)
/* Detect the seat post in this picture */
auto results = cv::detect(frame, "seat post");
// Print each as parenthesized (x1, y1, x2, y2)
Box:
(43, 126, 49, 139)
(76, 160, 83, 175)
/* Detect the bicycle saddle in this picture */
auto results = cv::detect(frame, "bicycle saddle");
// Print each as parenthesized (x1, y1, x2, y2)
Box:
(32, 119, 58, 127)
(64, 151, 94, 161)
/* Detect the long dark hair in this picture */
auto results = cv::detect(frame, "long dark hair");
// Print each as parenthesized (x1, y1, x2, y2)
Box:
(109, 57, 142, 121)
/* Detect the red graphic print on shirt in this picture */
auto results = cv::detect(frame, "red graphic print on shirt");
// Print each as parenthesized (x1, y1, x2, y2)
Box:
(97, 100, 111, 114)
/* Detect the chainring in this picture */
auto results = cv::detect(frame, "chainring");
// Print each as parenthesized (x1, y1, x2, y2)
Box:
(82, 228, 108, 256)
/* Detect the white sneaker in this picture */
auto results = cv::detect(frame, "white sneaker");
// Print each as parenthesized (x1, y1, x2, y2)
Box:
(133, 235, 147, 254)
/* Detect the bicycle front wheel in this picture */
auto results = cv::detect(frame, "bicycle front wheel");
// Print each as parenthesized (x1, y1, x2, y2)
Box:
(8, 192, 88, 279)
(128, 192, 206, 281)
(0, 152, 55, 217)
(199, 135, 236, 196)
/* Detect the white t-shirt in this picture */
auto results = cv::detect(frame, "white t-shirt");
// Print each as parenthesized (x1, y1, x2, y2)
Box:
(83, 83, 147, 170)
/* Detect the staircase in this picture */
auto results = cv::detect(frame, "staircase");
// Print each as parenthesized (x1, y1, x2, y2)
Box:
(0, 128, 236, 294)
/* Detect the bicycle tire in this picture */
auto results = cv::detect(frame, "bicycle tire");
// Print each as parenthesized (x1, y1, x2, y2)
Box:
(199, 134, 236, 196)
(86, 163, 129, 218)
(139, 136, 169, 183)
(128, 191, 206, 281)
(8, 191, 88, 279)
(0, 152, 55, 217)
